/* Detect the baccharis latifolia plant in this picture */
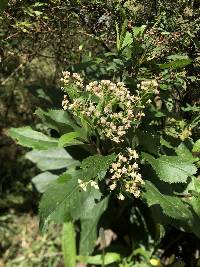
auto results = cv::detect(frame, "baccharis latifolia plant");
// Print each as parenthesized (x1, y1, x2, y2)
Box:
(8, 27, 200, 266)
(9, 65, 200, 264)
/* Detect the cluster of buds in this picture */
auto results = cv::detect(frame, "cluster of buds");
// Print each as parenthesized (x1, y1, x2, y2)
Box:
(109, 148, 144, 199)
(137, 80, 159, 95)
(61, 72, 157, 143)
(78, 179, 99, 191)
(61, 71, 84, 88)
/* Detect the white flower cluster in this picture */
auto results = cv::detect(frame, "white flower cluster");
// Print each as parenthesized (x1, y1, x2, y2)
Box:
(61, 72, 154, 143)
(78, 179, 99, 191)
(61, 71, 84, 88)
(109, 148, 144, 199)
(137, 79, 159, 95)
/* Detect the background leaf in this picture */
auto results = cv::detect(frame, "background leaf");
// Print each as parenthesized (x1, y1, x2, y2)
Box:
(26, 148, 80, 171)
(32, 172, 58, 193)
(8, 127, 58, 150)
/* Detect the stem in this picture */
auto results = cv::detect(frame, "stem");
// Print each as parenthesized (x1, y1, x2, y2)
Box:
(62, 222, 76, 267)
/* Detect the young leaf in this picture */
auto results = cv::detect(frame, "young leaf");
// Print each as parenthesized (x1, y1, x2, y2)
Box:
(80, 154, 116, 181)
(8, 126, 58, 150)
(80, 196, 109, 255)
(26, 148, 80, 171)
(121, 32, 133, 50)
(58, 132, 84, 147)
(143, 181, 192, 221)
(142, 153, 197, 183)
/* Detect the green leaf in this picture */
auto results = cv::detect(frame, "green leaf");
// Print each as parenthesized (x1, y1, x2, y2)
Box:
(81, 154, 116, 181)
(137, 130, 160, 155)
(193, 139, 200, 154)
(176, 143, 197, 162)
(35, 109, 75, 134)
(159, 58, 192, 69)
(37, 108, 88, 141)
(26, 148, 80, 171)
(143, 181, 192, 221)
(39, 154, 115, 231)
(39, 172, 101, 231)
(58, 132, 84, 147)
(0, 0, 8, 12)
(80, 197, 109, 255)
(121, 32, 133, 50)
(190, 196, 200, 217)
(8, 127, 58, 150)
(142, 153, 197, 183)
(32, 172, 58, 193)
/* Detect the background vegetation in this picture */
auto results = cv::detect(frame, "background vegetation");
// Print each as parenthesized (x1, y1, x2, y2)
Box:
(1, 0, 200, 266)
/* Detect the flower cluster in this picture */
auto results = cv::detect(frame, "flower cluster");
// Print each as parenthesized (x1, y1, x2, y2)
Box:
(61, 71, 84, 88)
(78, 179, 99, 191)
(137, 79, 159, 94)
(61, 72, 156, 143)
(109, 148, 144, 199)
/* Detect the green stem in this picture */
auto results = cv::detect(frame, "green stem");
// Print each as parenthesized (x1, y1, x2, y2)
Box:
(62, 222, 76, 267)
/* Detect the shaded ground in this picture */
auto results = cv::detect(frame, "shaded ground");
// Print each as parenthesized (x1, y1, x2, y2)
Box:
(0, 212, 62, 267)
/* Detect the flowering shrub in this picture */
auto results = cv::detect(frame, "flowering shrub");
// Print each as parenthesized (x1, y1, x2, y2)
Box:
(8, 21, 200, 266)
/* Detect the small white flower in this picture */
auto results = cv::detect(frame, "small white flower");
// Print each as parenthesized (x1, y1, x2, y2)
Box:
(110, 183, 117, 191)
(90, 181, 99, 190)
(118, 193, 125, 200)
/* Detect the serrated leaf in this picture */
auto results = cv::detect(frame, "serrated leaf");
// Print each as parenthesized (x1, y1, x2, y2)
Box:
(190, 196, 200, 216)
(142, 153, 197, 183)
(32, 172, 58, 193)
(143, 181, 192, 221)
(80, 197, 109, 255)
(26, 148, 80, 171)
(193, 139, 200, 154)
(39, 172, 101, 231)
(8, 127, 58, 150)
(81, 154, 116, 181)
(186, 196, 200, 238)
(121, 32, 133, 50)
(159, 58, 192, 69)
(58, 132, 84, 147)
(176, 143, 197, 162)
